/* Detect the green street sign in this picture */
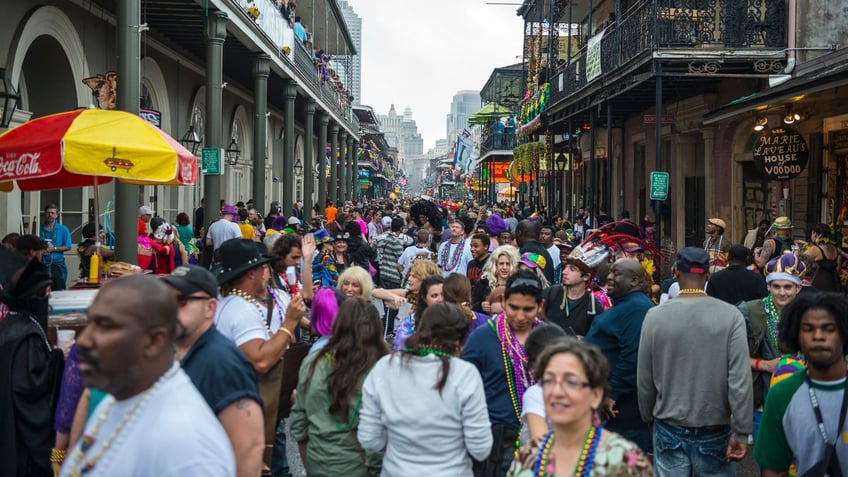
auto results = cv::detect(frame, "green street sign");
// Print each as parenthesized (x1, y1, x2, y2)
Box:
(649, 171, 669, 201)
(201, 147, 223, 175)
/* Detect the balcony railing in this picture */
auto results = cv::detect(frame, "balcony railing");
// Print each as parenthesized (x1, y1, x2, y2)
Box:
(481, 133, 516, 155)
(550, 0, 786, 106)
(233, 0, 353, 123)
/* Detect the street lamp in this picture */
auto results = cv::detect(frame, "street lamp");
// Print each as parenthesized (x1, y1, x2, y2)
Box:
(294, 157, 303, 177)
(225, 137, 240, 166)
(0, 69, 20, 129)
(180, 125, 201, 155)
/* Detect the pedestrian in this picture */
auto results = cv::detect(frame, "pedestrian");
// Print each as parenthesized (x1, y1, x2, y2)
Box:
(638, 247, 753, 475)
(463, 270, 544, 477)
(0, 247, 63, 477)
(213, 238, 305, 467)
(739, 251, 805, 440)
(584, 258, 654, 452)
(307, 287, 346, 355)
(802, 223, 842, 292)
(507, 339, 653, 476)
(706, 243, 768, 304)
(163, 265, 264, 477)
(519, 323, 568, 444)
(541, 251, 605, 337)
(704, 217, 731, 272)
(466, 232, 491, 287)
(516, 220, 555, 284)
(754, 292, 848, 476)
(437, 218, 473, 277)
(60, 275, 235, 476)
(393, 274, 444, 351)
(754, 216, 796, 270)
(471, 245, 519, 316)
(206, 204, 242, 251)
(290, 298, 389, 477)
(39, 203, 72, 290)
(359, 303, 492, 475)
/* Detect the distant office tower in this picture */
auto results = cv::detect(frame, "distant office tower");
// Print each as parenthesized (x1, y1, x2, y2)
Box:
(446, 90, 481, 140)
(337, 0, 361, 105)
(379, 105, 423, 173)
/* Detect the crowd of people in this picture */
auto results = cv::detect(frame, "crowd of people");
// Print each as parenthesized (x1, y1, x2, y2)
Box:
(2, 195, 848, 477)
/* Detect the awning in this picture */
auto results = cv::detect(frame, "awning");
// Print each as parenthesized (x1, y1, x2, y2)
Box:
(703, 59, 848, 125)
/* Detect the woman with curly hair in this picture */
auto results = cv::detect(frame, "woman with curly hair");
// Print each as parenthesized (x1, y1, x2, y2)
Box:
(290, 297, 389, 476)
(471, 245, 520, 316)
(358, 303, 492, 475)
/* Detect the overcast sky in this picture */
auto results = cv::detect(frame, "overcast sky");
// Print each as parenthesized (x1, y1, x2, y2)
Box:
(346, 0, 524, 152)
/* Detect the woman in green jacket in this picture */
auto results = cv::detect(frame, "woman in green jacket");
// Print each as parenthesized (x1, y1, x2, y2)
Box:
(290, 297, 388, 476)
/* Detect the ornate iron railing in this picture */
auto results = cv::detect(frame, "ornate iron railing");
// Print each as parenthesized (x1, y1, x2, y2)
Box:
(550, 0, 786, 106)
(481, 133, 517, 155)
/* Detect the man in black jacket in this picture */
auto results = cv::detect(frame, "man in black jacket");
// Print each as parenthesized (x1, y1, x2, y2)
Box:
(707, 244, 768, 305)
(515, 220, 554, 284)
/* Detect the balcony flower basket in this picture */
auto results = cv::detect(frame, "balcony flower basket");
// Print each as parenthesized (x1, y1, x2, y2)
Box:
(246, 3, 261, 21)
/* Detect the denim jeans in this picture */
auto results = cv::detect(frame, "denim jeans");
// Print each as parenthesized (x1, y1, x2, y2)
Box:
(653, 420, 735, 477)
(270, 417, 290, 477)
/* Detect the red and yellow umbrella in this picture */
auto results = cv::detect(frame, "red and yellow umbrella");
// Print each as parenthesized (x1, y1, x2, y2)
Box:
(0, 108, 197, 191)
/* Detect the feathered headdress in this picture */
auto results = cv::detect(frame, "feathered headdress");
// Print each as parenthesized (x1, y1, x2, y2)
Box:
(565, 221, 666, 275)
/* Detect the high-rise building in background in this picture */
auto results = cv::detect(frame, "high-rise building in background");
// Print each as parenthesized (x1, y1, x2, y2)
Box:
(337, 0, 361, 105)
(446, 90, 481, 140)
(379, 104, 425, 191)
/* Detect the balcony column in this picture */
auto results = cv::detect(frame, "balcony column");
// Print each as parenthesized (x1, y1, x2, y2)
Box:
(252, 53, 270, 211)
(203, 11, 227, 233)
(702, 127, 716, 217)
(303, 99, 316, 219)
(339, 131, 349, 201)
(348, 138, 356, 200)
(114, 0, 142, 261)
(329, 123, 339, 205)
(317, 112, 329, 208)
(282, 80, 297, 214)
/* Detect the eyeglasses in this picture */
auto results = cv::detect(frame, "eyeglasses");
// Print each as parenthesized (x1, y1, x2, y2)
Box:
(507, 276, 542, 291)
(177, 295, 213, 307)
(540, 376, 591, 392)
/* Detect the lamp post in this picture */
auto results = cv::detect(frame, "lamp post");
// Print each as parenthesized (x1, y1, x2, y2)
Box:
(225, 137, 240, 166)
(180, 125, 201, 155)
(555, 152, 567, 217)
(0, 69, 21, 129)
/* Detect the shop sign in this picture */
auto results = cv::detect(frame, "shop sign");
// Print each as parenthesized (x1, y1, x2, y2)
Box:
(201, 147, 223, 175)
(752, 127, 809, 180)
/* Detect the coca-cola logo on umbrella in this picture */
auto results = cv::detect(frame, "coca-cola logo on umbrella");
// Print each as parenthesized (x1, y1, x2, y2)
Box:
(0, 152, 42, 179)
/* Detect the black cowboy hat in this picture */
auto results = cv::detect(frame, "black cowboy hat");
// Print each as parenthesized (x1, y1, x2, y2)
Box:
(214, 238, 279, 285)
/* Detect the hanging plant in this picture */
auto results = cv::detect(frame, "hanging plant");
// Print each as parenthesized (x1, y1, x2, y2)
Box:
(281, 45, 291, 55)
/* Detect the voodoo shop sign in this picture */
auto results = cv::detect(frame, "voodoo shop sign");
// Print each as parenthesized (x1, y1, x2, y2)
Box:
(752, 127, 809, 181)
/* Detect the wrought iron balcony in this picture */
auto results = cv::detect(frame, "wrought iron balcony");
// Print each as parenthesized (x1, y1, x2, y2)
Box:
(550, 0, 786, 106)
(481, 133, 517, 156)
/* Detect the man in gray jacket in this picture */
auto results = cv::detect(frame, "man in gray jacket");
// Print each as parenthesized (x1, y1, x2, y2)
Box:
(637, 247, 753, 476)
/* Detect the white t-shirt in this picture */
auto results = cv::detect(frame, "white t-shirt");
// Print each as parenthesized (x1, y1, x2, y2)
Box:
(207, 219, 242, 250)
(398, 245, 431, 278)
(437, 239, 473, 277)
(520, 383, 546, 444)
(215, 295, 270, 346)
(546, 244, 562, 273)
(60, 365, 234, 477)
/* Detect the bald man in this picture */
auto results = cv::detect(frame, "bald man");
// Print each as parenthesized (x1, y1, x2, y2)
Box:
(61, 275, 235, 476)
(585, 259, 655, 453)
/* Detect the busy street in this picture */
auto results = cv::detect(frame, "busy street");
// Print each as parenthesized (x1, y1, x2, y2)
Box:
(2, 0, 848, 476)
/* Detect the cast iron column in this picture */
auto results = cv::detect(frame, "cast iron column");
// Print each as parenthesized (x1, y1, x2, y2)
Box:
(338, 130, 348, 202)
(203, 11, 227, 231)
(347, 136, 359, 201)
(282, 80, 297, 215)
(115, 0, 141, 261)
(252, 54, 270, 212)
(303, 99, 315, 219)
(317, 112, 329, 208)
(329, 123, 339, 205)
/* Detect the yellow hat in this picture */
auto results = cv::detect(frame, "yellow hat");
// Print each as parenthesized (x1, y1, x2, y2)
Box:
(708, 218, 726, 230)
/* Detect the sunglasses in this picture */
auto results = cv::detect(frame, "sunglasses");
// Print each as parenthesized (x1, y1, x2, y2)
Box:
(177, 295, 213, 307)
(507, 276, 542, 291)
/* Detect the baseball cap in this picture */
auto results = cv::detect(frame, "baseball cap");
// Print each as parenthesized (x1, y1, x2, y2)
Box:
(162, 265, 218, 298)
(675, 247, 710, 274)
(138, 206, 155, 216)
(288, 216, 301, 226)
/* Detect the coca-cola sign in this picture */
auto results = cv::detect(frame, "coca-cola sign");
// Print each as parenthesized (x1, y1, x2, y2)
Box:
(0, 152, 42, 179)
